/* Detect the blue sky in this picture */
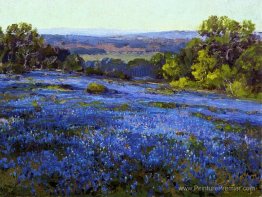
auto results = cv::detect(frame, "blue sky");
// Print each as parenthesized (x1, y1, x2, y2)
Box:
(0, 0, 261, 31)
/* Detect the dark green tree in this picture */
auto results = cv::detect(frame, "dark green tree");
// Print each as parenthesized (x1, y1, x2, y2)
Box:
(128, 58, 151, 67)
(38, 45, 70, 70)
(235, 43, 262, 93)
(179, 38, 202, 70)
(0, 27, 4, 53)
(199, 16, 257, 67)
(62, 54, 84, 72)
(150, 53, 165, 78)
(2, 23, 44, 72)
(0, 27, 4, 64)
(190, 16, 260, 93)
(162, 38, 202, 81)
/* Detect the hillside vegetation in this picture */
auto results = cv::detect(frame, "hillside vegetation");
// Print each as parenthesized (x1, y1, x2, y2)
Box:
(0, 16, 261, 100)
(161, 16, 261, 99)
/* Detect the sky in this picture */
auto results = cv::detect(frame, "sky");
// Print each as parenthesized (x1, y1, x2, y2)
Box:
(0, 0, 261, 32)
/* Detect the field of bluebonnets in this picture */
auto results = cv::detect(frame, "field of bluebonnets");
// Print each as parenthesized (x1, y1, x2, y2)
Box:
(0, 70, 261, 196)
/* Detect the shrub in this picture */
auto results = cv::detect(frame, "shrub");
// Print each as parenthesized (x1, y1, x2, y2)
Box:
(149, 102, 178, 109)
(0, 63, 25, 74)
(85, 67, 103, 76)
(170, 77, 196, 89)
(0, 63, 5, 73)
(105, 71, 131, 80)
(63, 54, 84, 72)
(86, 83, 107, 94)
(128, 58, 151, 67)
(226, 80, 251, 98)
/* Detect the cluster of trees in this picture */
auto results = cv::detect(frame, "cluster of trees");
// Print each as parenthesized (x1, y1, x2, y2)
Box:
(161, 16, 261, 98)
(0, 23, 84, 74)
(85, 57, 160, 79)
(1, 18, 261, 99)
(0, 22, 161, 79)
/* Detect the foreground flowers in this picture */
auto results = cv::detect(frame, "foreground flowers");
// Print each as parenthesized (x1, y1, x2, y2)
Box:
(0, 71, 261, 196)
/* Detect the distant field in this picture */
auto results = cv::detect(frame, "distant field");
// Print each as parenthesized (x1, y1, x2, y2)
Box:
(81, 52, 156, 63)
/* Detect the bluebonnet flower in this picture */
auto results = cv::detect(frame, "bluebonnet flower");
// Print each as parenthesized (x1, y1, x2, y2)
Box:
(0, 70, 261, 195)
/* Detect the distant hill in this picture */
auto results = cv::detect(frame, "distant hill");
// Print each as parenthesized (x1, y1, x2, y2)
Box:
(41, 30, 198, 54)
(41, 29, 261, 55)
(118, 31, 198, 40)
(39, 28, 198, 39)
(39, 28, 142, 37)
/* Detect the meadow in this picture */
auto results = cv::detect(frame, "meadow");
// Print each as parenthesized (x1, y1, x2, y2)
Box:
(0, 14, 261, 197)
(0, 71, 261, 196)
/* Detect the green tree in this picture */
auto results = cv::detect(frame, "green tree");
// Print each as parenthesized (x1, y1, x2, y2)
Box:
(62, 54, 84, 72)
(161, 38, 202, 81)
(191, 50, 217, 87)
(38, 45, 70, 70)
(150, 53, 167, 78)
(199, 16, 256, 67)
(163, 16, 260, 98)
(162, 55, 183, 80)
(128, 58, 151, 67)
(235, 43, 262, 93)
(0, 27, 4, 52)
(206, 64, 237, 92)
(2, 23, 44, 72)
(179, 38, 202, 70)
(38, 44, 58, 69)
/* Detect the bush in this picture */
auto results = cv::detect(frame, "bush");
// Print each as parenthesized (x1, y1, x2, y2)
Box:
(128, 58, 151, 67)
(86, 83, 107, 94)
(170, 77, 196, 89)
(0, 63, 5, 73)
(85, 67, 103, 76)
(105, 71, 131, 80)
(226, 80, 251, 98)
(0, 63, 25, 74)
(63, 54, 84, 72)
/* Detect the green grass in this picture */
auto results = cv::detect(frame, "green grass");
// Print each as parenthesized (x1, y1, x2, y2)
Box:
(0, 93, 26, 102)
(45, 85, 72, 92)
(81, 52, 156, 63)
(192, 112, 261, 138)
(149, 101, 188, 109)
(78, 101, 104, 107)
(86, 83, 107, 94)
(112, 103, 130, 111)
(149, 102, 177, 109)
(146, 87, 175, 95)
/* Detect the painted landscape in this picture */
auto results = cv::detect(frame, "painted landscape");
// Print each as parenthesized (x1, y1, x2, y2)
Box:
(0, 1, 261, 196)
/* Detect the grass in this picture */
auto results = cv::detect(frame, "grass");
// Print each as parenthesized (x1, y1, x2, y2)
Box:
(45, 85, 73, 92)
(78, 101, 104, 108)
(149, 102, 177, 109)
(78, 101, 131, 112)
(112, 103, 130, 111)
(81, 52, 156, 63)
(146, 87, 175, 95)
(192, 112, 261, 138)
(0, 93, 26, 102)
(170, 84, 262, 103)
(32, 100, 42, 111)
(188, 134, 206, 154)
(86, 83, 107, 94)
(149, 101, 188, 109)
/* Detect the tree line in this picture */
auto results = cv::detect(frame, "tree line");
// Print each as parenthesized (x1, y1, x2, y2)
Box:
(1, 17, 261, 99)
(0, 23, 84, 74)
(151, 16, 261, 99)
